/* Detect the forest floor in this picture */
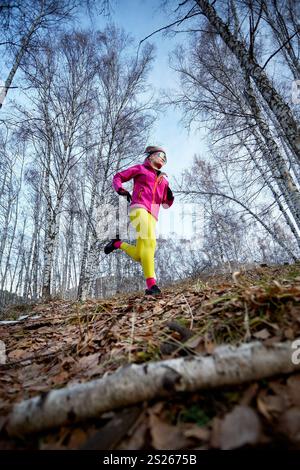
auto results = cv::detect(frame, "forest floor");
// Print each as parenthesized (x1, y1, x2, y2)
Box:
(0, 263, 300, 450)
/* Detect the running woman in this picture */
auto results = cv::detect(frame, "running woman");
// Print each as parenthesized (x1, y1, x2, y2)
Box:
(104, 146, 174, 296)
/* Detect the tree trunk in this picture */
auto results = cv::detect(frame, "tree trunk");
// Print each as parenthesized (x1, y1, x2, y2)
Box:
(195, 0, 300, 160)
(0, 13, 43, 108)
(6, 340, 300, 436)
(243, 140, 300, 250)
(243, 77, 300, 227)
(77, 186, 97, 300)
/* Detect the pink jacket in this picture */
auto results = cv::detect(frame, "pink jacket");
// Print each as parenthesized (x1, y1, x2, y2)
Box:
(112, 157, 174, 220)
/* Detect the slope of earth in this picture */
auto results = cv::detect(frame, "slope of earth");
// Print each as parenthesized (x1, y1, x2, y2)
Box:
(0, 263, 300, 449)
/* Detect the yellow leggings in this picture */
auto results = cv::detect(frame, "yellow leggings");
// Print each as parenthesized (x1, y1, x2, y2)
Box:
(120, 208, 157, 279)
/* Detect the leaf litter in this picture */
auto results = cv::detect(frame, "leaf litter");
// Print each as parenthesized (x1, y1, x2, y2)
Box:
(0, 263, 300, 449)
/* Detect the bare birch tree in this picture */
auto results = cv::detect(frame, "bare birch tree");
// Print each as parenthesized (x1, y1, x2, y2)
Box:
(0, 0, 111, 109)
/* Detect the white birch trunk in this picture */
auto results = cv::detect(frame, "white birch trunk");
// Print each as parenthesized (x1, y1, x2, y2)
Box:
(195, 0, 300, 160)
(77, 186, 97, 300)
(5, 341, 300, 436)
(0, 179, 21, 295)
(61, 211, 74, 296)
(51, 213, 61, 295)
(243, 141, 300, 249)
(243, 78, 300, 227)
(0, 169, 14, 268)
(0, 13, 43, 109)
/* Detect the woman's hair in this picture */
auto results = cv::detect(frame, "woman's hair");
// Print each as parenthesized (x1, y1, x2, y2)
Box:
(145, 146, 167, 163)
(145, 145, 166, 155)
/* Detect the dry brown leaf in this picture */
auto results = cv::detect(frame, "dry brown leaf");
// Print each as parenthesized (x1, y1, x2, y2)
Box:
(257, 388, 286, 420)
(7, 349, 27, 361)
(184, 336, 202, 349)
(253, 329, 271, 340)
(268, 382, 291, 409)
(240, 383, 259, 406)
(210, 416, 222, 448)
(153, 304, 163, 315)
(60, 356, 77, 370)
(218, 405, 262, 450)
(257, 392, 271, 421)
(75, 353, 100, 371)
(50, 371, 70, 385)
(287, 374, 300, 407)
(283, 328, 295, 340)
(117, 420, 148, 450)
(149, 402, 165, 415)
(182, 423, 210, 442)
(276, 407, 300, 444)
(204, 340, 215, 354)
(149, 413, 193, 450)
(67, 428, 88, 449)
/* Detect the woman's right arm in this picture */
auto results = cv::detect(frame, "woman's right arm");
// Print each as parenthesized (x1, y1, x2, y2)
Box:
(112, 164, 141, 193)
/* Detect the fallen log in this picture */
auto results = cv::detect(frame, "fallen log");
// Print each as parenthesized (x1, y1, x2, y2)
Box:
(5, 341, 300, 437)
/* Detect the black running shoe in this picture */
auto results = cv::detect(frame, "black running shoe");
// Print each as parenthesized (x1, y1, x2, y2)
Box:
(104, 238, 120, 255)
(145, 284, 161, 296)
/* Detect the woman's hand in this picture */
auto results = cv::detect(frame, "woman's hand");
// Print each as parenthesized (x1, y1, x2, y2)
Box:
(117, 187, 132, 203)
(167, 186, 174, 201)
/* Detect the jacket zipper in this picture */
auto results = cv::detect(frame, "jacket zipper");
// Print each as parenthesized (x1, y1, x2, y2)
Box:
(152, 175, 158, 205)
(138, 188, 143, 200)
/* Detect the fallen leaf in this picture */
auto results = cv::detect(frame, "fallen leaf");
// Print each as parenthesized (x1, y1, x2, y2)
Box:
(240, 383, 259, 406)
(67, 428, 88, 449)
(283, 328, 295, 340)
(184, 336, 202, 349)
(80, 407, 141, 450)
(50, 371, 70, 385)
(287, 374, 300, 407)
(182, 423, 210, 442)
(218, 405, 262, 450)
(149, 413, 193, 450)
(75, 353, 100, 372)
(210, 416, 222, 448)
(268, 380, 291, 407)
(204, 340, 215, 354)
(276, 407, 300, 444)
(8, 349, 27, 361)
(257, 389, 286, 419)
(153, 305, 163, 315)
(253, 329, 271, 340)
(117, 420, 148, 450)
